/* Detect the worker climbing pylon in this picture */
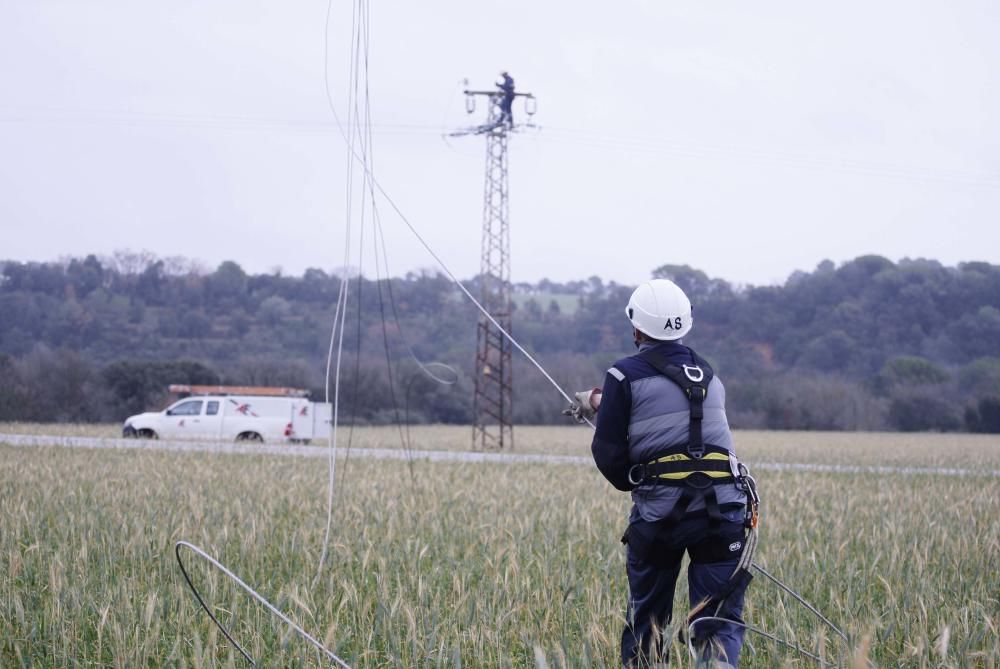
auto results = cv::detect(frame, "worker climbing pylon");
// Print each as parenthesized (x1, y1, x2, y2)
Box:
(496, 71, 515, 128)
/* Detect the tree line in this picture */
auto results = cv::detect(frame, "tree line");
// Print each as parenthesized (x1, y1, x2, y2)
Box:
(1, 251, 999, 432)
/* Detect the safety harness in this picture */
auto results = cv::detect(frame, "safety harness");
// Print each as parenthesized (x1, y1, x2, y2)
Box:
(626, 346, 762, 654)
(626, 348, 745, 527)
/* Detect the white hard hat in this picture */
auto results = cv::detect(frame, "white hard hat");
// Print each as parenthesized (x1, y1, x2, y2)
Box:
(625, 279, 692, 341)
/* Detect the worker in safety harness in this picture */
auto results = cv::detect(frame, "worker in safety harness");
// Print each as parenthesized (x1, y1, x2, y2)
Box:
(496, 71, 515, 127)
(566, 279, 758, 668)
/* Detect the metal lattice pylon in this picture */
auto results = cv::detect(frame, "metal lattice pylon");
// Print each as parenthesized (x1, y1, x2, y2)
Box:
(455, 79, 536, 450)
(472, 96, 513, 450)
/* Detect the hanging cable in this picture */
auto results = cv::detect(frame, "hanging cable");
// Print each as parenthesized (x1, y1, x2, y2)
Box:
(175, 541, 351, 668)
(176, 0, 587, 664)
(311, 12, 590, 424)
(686, 616, 837, 668)
(681, 561, 848, 666)
(314, 0, 375, 588)
(751, 563, 848, 642)
(370, 175, 590, 422)
(372, 202, 460, 387)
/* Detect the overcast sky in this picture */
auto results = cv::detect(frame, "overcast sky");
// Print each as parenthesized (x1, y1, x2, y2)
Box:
(1, 0, 997, 287)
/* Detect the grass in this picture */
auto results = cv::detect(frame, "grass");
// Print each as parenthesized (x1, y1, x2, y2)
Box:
(1, 426, 998, 667)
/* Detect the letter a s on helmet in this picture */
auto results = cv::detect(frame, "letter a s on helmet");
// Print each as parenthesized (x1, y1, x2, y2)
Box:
(625, 279, 692, 341)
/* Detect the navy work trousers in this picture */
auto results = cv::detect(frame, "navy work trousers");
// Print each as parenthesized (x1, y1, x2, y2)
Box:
(500, 94, 514, 126)
(621, 514, 746, 668)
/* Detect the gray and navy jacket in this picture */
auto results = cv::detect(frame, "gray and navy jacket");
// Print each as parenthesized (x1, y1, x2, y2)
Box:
(591, 340, 746, 523)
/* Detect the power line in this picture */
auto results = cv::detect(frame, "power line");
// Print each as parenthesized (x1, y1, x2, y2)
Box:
(4, 102, 996, 187)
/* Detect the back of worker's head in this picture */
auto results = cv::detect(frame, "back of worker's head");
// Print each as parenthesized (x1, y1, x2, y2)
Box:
(625, 279, 692, 341)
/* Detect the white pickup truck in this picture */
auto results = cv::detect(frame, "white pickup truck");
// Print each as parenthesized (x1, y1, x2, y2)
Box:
(122, 391, 332, 444)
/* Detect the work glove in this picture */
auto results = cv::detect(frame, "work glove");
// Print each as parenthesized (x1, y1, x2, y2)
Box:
(562, 388, 601, 423)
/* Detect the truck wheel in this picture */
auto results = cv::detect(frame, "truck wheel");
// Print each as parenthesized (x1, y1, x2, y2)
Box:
(122, 426, 137, 438)
(137, 429, 158, 440)
(237, 432, 263, 443)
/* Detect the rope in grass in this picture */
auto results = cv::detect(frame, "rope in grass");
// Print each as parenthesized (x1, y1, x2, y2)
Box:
(177, 535, 845, 669)
(175, 541, 351, 668)
(684, 561, 849, 667)
(687, 616, 838, 667)
(752, 562, 849, 642)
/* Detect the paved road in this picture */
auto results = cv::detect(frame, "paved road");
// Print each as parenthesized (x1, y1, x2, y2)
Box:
(2, 433, 998, 478)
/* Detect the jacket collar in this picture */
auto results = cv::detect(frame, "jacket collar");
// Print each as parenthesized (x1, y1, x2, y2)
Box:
(638, 339, 685, 353)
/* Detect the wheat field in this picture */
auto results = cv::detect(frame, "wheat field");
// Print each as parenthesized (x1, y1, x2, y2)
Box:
(1, 425, 998, 667)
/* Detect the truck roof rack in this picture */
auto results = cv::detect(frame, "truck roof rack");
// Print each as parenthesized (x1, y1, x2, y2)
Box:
(168, 384, 311, 398)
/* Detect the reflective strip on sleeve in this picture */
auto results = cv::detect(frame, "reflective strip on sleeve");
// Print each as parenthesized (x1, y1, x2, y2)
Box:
(608, 367, 625, 382)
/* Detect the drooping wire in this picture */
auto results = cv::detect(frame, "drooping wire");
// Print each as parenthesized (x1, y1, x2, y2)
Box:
(751, 563, 848, 642)
(680, 561, 848, 666)
(333, 0, 459, 468)
(370, 208, 415, 470)
(372, 201, 460, 387)
(310, 7, 588, 423)
(371, 201, 459, 457)
(356, 2, 415, 477)
(338, 0, 373, 495)
(342, 0, 456, 477)
(176, 5, 374, 664)
(176, 0, 583, 663)
(686, 616, 836, 668)
(678, 469, 847, 667)
(369, 176, 590, 422)
(175, 541, 351, 669)
(313, 0, 365, 589)
(686, 562, 852, 667)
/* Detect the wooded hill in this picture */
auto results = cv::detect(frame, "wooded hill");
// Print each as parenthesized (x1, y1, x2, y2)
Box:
(1, 252, 999, 432)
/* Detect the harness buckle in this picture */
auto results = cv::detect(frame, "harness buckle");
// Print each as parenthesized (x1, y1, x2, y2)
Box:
(686, 386, 706, 401)
(684, 471, 713, 489)
(737, 463, 758, 497)
(735, 463, 760, 528)
(627, 464, 646, 486)
(682, 364, 704, 383)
